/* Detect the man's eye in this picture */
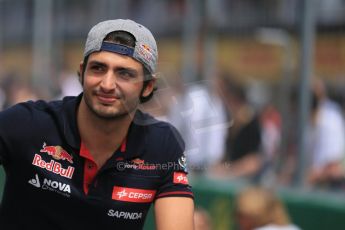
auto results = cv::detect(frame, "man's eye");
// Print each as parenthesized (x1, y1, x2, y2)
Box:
(118, 70, 134, 79)
(90, 65, 105, 72)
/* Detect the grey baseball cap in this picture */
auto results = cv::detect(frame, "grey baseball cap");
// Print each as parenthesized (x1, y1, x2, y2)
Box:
(84, 19, 158, 74)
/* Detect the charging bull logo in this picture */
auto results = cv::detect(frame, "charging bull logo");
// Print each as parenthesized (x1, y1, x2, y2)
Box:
(40, 142, 73, 164)
(131, 158, 145, 165)
(141, 44, 151, 52)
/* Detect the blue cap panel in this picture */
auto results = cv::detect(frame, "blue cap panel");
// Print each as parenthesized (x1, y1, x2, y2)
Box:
(101, 42, 134, 56)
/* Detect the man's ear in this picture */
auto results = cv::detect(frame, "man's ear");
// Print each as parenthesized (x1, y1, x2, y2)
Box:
(142, 78, 156, 97)
(79, 61, 84, 84)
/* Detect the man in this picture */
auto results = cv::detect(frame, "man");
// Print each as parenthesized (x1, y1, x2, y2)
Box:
(0, 19, 194, 229)
(235, 186, 300, 230)
(307, 79, 345, 189)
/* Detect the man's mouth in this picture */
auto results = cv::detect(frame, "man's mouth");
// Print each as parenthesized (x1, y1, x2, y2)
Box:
(96, 93, 121, 104)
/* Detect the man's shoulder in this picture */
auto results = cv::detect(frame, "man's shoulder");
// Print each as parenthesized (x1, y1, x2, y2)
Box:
(0, 100, 51, 120)
(134, 110, 184, 150)
(134, 110, 180, 134)
(28, 96, 78, 111)
(0, 96, 78, 123)
(5, 96, 77, 111)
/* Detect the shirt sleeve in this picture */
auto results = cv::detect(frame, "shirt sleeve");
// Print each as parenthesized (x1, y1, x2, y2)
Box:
(0, 103, 32, 166)
(155, 125, 194, 200)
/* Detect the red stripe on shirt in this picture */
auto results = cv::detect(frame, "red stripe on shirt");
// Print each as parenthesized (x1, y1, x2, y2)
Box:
(156, 191, 194, 198)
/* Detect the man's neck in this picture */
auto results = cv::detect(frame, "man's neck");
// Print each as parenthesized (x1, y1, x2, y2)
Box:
(77, 98, 134, 167)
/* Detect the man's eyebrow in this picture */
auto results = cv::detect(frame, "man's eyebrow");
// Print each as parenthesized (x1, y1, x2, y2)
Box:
(88, 61, 107, 66)
(87, 61, 140, 75)
(116, 67, 139, 74)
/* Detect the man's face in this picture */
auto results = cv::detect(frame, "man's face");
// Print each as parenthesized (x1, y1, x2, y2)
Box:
(80, 51, 153, 119)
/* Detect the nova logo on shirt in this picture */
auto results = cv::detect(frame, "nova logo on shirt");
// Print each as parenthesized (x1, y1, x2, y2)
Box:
(28, 174, 71, 197)
(112, 186, 156, 203)
(173, 172, 189, 185)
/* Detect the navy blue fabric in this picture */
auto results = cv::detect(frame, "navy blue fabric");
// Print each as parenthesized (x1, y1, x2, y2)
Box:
(101, 42, 135, 56)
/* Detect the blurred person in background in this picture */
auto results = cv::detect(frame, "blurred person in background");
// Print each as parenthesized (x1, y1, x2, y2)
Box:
(0, 87, 5, 110)
(55, 70, 82, 99)
(277, 84, 301, 186)
(306, 78, 345, 189)
(235, 186, 300, 230)
(194, 206, 212, 230)
(211, 75, 262, 181)
(6, 82, 38, 106)
(258, 103, 282, 185)
(0, 73, 38, 109)
(168, 72, 228, 174)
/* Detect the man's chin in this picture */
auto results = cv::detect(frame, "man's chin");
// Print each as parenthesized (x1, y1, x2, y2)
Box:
(85, 98, 136, 120)
(94, 109, 130, 120)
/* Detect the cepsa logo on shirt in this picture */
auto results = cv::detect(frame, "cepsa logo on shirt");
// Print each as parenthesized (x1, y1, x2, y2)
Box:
(112, 186, 156, 203)
(173, 172, 189, 185)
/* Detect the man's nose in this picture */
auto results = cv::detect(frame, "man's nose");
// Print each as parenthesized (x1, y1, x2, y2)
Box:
(100, 72, 117, 91)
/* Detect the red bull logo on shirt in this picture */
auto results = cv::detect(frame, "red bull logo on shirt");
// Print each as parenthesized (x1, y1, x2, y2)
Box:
(32, 154, 75, 179)
(40, 142, 73, 164)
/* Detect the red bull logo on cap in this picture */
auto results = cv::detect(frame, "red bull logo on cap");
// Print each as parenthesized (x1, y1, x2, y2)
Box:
(40, 142, 73, 164)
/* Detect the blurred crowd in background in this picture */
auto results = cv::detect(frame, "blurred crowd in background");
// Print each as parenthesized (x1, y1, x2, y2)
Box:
(1, 0, 345, 229)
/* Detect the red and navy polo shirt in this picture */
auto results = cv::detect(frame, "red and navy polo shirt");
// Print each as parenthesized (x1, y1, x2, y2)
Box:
(0, 94, 193, 230)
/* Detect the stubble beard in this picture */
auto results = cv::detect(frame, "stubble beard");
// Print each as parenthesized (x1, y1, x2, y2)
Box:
(84, 91, 139, 121)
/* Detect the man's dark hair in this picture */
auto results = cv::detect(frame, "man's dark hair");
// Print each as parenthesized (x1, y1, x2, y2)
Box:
(80, 31, 156, 103)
